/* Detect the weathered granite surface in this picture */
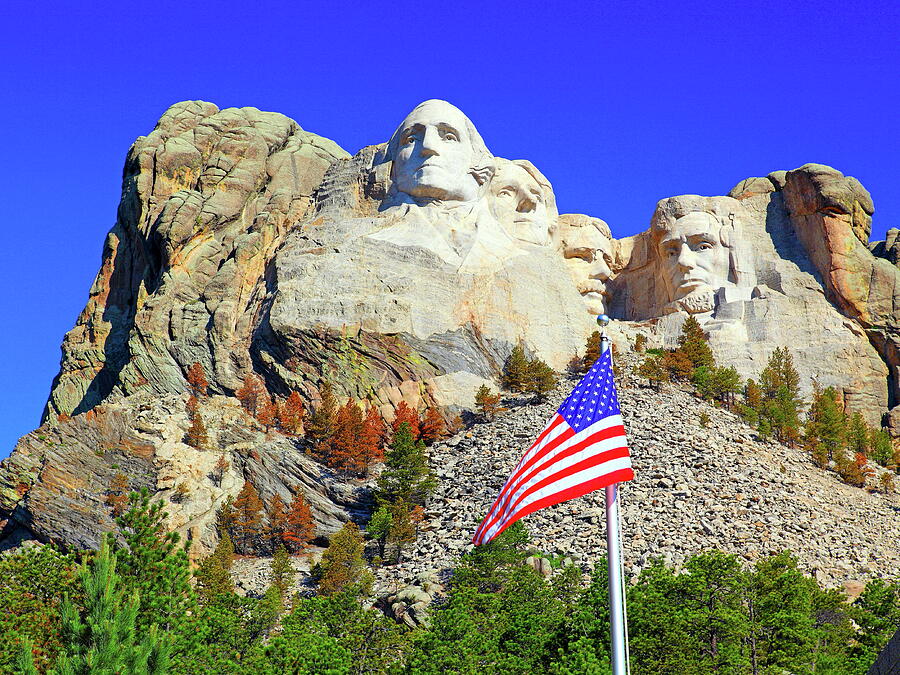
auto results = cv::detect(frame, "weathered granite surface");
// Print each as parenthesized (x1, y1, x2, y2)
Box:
(4, 99, 900, 561)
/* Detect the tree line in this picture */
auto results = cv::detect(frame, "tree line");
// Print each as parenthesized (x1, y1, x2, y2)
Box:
(7, 500, 898, 674)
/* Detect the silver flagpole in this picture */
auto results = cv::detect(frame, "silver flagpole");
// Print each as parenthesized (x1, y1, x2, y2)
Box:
(598, 314, 627, 675)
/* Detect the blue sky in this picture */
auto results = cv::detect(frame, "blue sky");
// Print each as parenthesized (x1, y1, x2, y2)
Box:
(1, 0, 898, 458)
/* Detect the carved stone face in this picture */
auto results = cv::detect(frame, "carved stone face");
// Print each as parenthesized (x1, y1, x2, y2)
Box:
(657, 212, 731, 304)
(490, 162, 552, 246)
(392, 100, 480, 203)
(560, 218, 615, 315)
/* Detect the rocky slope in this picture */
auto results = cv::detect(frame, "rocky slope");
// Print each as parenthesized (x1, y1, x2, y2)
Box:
(4, 98, 900, 579)
(228, 354, 900, 603)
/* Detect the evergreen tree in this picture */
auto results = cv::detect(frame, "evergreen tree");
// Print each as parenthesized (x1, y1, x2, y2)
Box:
(805, 385, 846, 467)
(256, 395, 277, 432)
(848, 411, 869, 456)
(283, 491, 316, 553)
(329, 399, 367, 474)
(366, 506, 393, 560)
(306, 380, 338, 444)
(385, 499, 419, 564)
(869, 427, 894, 466)
(277, 391, 305, 435)
(474, 384, 503, 421)
(361, 405, 386, 464)
(270, 544, 295, 604)
(420, 407, 447, 445)
(235, 373, 266, 417)
(50, 538, 170, 675)
(194, 531, 235, 600)
(502, 343, 531, 392)
(638, 354, 669, 390)
(676, 315, 715, 369)
(110, 489, 194, 633)
(106, 472, 131, 517)
(0, 544, 77, 673)
(232, 481, 264, 554)
(663, 349, 694, 381)
(267, 493, 289, 551)
(184, 410, 209, 449)
(759, 348, 804, 446)
(391, 400, 421, 440)
(212, 452, 229, 487)
(583, 331, 602, 372)
(526, 358, 558, 401)
(317, 522, 373, 596)
(186, 362, 209, 399)
(376, 422, 436, 507)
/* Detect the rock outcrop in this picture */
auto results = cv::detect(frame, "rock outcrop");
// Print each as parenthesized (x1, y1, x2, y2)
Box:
(3, 98, 900, 568)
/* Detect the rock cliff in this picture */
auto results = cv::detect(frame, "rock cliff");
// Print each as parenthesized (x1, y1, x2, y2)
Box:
(3, 99, 900, 566)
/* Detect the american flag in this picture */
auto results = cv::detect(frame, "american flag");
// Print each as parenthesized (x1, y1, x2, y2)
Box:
(473, 348, 633, 545)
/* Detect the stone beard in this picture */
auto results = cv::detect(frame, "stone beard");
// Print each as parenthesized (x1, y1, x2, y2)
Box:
(656, 211, 734, 315)
(559, 217, 615, 315)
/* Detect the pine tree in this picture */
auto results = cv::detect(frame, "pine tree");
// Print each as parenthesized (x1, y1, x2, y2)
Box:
(317, 522, 372, 596)
(366, 506, 393, 560)
(848, 412, 869, 456)
(267, 493, 289, 551)
(48, 538, 170, 675)
(385, 500, 418, 564)
(232, 481, 264, 554)
(306, 380, 338, 444)
(391, 400, 421, 440)
(235, 373, 266, 417)
(212, 453, 229, 487)
(256, 395, 277, 432)
(676, 315, 715, 369)
(187, 362, 209, 399)
(111, 488, 194, 633)
(805, 386, 845, 467)
(759, 348, 804, 446)
(278, 391, 305, 435)
(526, 358, 558, 400)
(870, 428, 895, 466)
(270, 544, 295, 604)
(474, 384, 503, 421)
(361, 405, 386, 464)
(283, 491, 316, 553)
(376, 422, 436, 507)
(638, 354, 669, 390)
(329, 399, 367, 473)
(502, 343, 531, 391)
(185, 411, 209, 449)
(633, 333, 648, 353)
(194, 530, 234, 600)
(106, 472, 131, 517)
(583, 331, 602, 372)
(420, 407, 446, 445)
(663, 349, 694, 381)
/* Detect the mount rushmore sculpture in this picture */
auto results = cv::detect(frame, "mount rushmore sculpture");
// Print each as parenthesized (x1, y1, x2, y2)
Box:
(5, 96, 900, 553)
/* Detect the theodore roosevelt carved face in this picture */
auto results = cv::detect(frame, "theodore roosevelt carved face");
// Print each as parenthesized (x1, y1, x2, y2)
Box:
(387, 99, 493, 204)
(558, 216, 615, 315)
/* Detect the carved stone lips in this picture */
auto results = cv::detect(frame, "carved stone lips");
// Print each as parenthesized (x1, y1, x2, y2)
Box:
(578, 280, 608, 295)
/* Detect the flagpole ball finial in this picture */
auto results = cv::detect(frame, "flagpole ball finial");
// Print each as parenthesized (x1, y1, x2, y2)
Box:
(597, 314, 611, 328)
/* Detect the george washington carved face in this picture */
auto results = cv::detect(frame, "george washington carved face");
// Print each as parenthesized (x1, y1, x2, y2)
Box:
(388, 100, 493, 204)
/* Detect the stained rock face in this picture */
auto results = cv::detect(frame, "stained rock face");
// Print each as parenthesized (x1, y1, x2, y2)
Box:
(4, 98, 900, 558)
(45, 101, 348, 421)
(608, 168, 892, 424)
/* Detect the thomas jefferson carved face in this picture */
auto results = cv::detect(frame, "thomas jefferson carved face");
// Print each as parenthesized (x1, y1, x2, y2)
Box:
(657, 212, 731, 308)
(490, 160, 553, 246)
(391, 100, 485, 203)
(559, 217, 615, 315)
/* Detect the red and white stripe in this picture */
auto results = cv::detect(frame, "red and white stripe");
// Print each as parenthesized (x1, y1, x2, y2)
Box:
(472, 412, 632, 546)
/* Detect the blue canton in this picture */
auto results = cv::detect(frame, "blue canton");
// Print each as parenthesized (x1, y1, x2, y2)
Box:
(558, 349, 621, 433)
